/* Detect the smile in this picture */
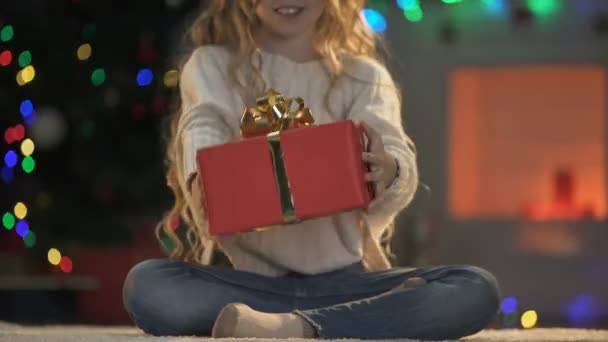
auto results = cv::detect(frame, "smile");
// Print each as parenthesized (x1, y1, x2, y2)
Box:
(274, 6, 304, 16)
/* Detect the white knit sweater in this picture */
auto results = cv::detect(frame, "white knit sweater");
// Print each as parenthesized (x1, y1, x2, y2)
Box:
(178, 46, 418, 277)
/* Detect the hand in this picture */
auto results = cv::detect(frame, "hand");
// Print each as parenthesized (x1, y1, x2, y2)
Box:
(360, 121, 399, 209)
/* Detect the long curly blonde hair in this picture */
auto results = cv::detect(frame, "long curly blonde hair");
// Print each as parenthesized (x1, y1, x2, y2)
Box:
(158, 0, 402, 265)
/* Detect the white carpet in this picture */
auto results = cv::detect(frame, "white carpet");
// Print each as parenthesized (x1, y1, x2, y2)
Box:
(0, 323, 607, 342)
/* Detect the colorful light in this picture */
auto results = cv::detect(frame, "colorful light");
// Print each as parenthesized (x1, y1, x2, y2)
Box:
(21, 139, 35, 156)
(15, 220, 29, 238)
(501, 296, 518, 314)
(2, 212, 16, 230)
(4, 150, 18, 168)
(48, 248, 62, 266)
(442, 0, 462, 3)
(60, 256, 73, 273)
(527, 0, 560, 17)
(22, 155, 35, 173)
(18, 51, 32, 67)
(20, 65, 36, 84)
(20, 99, 34, 118)
(404, 5, 424, 22)
(163, 69, 179, 88)
(14, 202, 27, 219)
(521, 310, 538, 329)
(482, 0, 506, 14)
(1, 25, 14, 42)
(362, 8, 387, 33)
(91, 68, 106, 86)
(16, 69, 26, 86)
(77, 43, 92, 61)
(397, 0, 417, 10)
(170, 216, 180, 230)
(0, 50, 12, 66)
(137, 68, 154, 86)
(1, 166, 14, 184)
(23, 230, 36, 247)
(567, 293, 601, 326)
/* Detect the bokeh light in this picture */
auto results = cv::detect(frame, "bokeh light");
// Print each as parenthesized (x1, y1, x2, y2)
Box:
(527, 0, 560, 17)
(21, 139, 35, 156)
(482, 0, 506, 14)
(163, 69, 179, 88)
(397, 0, 418, 10)
(4, 150, 18, 168)
(48, 248, 62, 266)
(18, 50, 32, 67)
(21, 65, 36, 84)
(442, 0, 462, 3)
(2, 212, 16, 230)
(521, 310, 538, 329)
(567, 293, 602, 327)
(1, 25, 14, 42)
(77, 43, 92, 61)
(15, 220, 29, 238)
(0, 50, 12, 66)
(20, 99, 34, 118)
(24, 230, 37, 247)
(1, 166, 14, 184)
(501, 296, 518, 314)
(137, 68, 154, 86)
(60, 256, 73, 273)
(362, 8, 387, 33)
(22, 155, 36, 173)
(91, 68, 106, 86)
(14, 202, 27, 219)
(404, 6, 424, 22)
(16, 69, 26, 86)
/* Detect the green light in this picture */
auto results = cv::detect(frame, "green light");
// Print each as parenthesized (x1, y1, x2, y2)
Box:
(1, 25, 14, 42)
(3, 212, 15, 230)
(82, 24, 96, 40)
(80, 120, 96, 139)
(161, 237, 176, 254)
(18, 50, 32, 67)
(404, 7, 424, 22)
(22, 156, 35, 173)
(91, 68, 106, 86)
(527, 0, 560, 17)
(368, 0, 388, 14)
(24, 230, 37, 248)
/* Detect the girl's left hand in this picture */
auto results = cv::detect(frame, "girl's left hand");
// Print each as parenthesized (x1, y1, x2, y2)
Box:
(360, 121, 399, 208)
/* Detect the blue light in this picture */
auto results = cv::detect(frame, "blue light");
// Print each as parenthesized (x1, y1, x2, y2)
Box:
(363, 8, 387, 33)
(397, 0, 418, 10)
(567, 293, 601, 327)
(137, 69, 154, 86)
(501, 296, 518, 314)
(16, 220, 29, 237)
(1, 166, 14, 184)
(4, 150, 18, 168)
(482, 0, 506, 14)
(20, 99, 34, 118)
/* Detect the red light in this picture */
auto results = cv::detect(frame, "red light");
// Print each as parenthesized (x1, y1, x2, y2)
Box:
(4, 128, 15, 144)
(13, 124, 24, 141)
(60, 256, 73, 273)
(0, 50, 12, 67)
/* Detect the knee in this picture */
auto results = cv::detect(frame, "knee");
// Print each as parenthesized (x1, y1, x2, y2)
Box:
(457, 266, 501, 319)
(122, 259, 165, 314)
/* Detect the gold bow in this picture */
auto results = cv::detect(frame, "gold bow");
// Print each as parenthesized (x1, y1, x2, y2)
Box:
(240, 88, 314, 138)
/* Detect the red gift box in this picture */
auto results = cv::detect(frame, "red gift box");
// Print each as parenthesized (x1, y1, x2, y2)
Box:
(196, 120, 372, 235)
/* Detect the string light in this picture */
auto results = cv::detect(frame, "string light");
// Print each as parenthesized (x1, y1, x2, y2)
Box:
(163, 69, 179, 88)
(1, 166, 14, 184)
(23, 230, 37, 248)
(4, 150, 18, 168)
(527, 0, 560, 17)
(16, 70, 26, 86)
(48, 248, 62, 266)
(397, 0, 417, 10)
(521, 310, 538, 329)
(22, 155, 36, 173)
(91, 68, 106, 86)
(137, 68, 154, 86)
(482, 0, 506, 14)
(14, 202, 27, 219)
(362, 8, 387, 33)
(15, 220, 29, 237)
(20, 139, 35, 156)
(77, 43, 92, 61)
(20, 99, 34, 118)
(404, 4, 424, 22)
(18, 51, 32, 67)
(1, 25, 14, 42)
(0, 50, 12, 66)
(501, 296, 518, 314)
(60, 256, 73, 273)
(2, 212, 16, 230)
(20, 65, 36, 84)
(442, 0, 462, 3)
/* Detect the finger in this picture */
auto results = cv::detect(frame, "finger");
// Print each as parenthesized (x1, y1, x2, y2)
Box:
(361, 121, 382, 146)
(362, 152, 382, 164)
(368, 186, 385, 209)
(365, 168, 384, 182)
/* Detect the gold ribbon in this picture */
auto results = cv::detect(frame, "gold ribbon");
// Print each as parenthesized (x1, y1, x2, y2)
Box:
(239, 89, 315, 226)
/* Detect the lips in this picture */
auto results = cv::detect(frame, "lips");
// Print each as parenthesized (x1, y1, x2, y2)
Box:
(273, 6, 304, 16)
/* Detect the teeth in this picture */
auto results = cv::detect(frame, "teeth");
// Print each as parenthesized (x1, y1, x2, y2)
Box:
(275, 7, 302, 15)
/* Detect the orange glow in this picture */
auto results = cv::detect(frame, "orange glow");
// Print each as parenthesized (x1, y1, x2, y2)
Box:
(449, 66, 606, 220)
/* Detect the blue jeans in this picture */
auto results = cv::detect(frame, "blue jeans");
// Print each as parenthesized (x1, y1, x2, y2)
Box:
(123, 259, 500, 340)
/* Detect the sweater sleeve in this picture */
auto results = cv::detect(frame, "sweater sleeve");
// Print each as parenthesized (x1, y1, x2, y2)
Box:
(345, 58, 418, 242)
(178, 47, 237, 183)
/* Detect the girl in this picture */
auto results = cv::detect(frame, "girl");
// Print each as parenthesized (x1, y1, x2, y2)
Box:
(123, 0, 500, 339)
